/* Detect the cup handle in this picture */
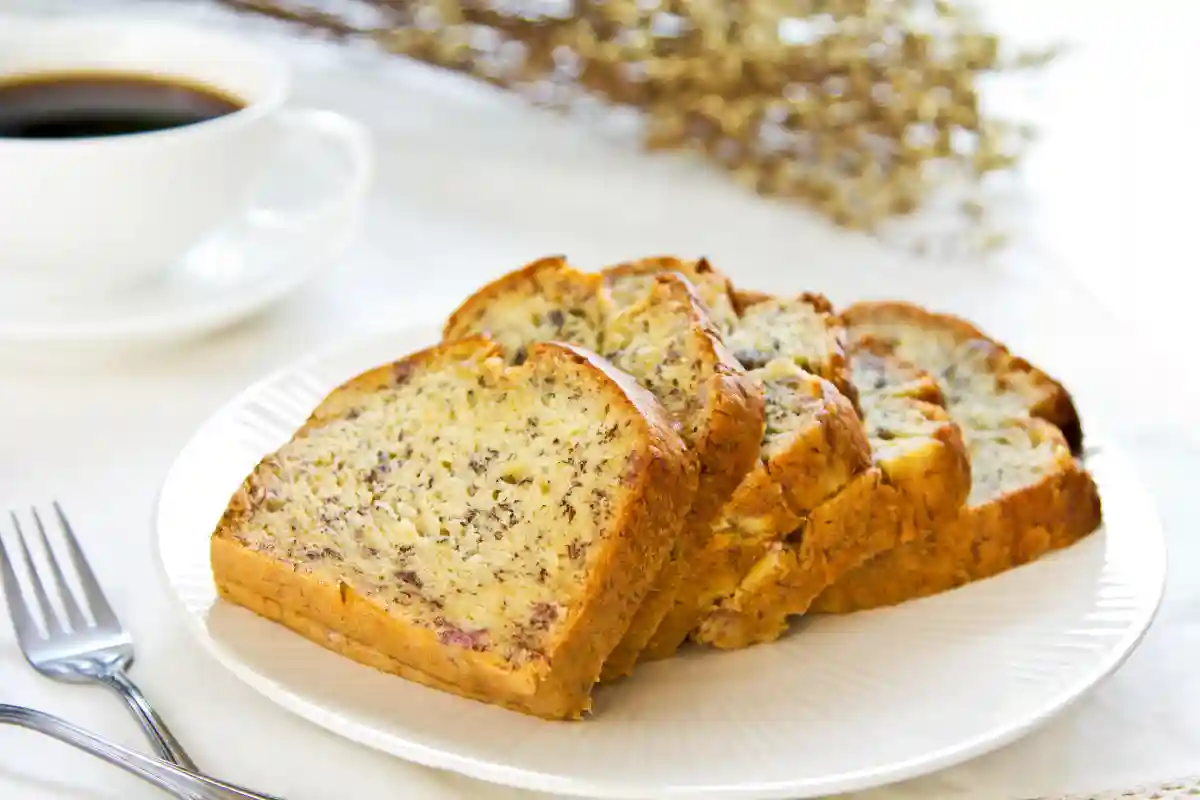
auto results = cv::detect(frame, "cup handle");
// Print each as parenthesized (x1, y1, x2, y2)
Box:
(243, 107, 373, 252)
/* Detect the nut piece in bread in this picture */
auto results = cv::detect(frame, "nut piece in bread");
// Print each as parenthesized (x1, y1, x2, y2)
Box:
(211, 337, 698, 719)
(444, 257, 764, 679)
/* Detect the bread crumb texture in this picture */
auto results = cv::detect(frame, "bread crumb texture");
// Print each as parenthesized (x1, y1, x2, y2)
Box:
(445, 256, 765, 679)
(215, 339, 695, 694)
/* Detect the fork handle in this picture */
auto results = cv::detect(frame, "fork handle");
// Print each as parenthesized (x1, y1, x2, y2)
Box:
(0, 704, 285, 799)
(98, 671, 198, 772)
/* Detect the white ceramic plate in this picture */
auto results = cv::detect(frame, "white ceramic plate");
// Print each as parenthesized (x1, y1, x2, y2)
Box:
(154, 324, 1166, 800)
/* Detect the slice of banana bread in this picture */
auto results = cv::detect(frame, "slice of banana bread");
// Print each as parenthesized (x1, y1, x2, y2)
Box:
(444, 258, 764, 679)
(601, 260, 872, 660)
(211, 337, 698, 720)
(813, 419, 1097, 612)
(840, 302, 1083, 452)
(694, 337, 972, 648)
(811, 303, 1102, 613)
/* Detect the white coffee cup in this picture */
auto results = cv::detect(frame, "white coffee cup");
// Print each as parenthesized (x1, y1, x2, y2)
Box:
(0, 16, 372, 300)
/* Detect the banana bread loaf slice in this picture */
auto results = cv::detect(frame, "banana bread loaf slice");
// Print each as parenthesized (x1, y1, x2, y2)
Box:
(813, 419, 1096, 612)
(211, 337, 698, 720)
(601, 260, 871, 660)
(839, 302, 1083, 452)
(444, 258, 764, 679)
(811, 302, 1101, 613)
(694, 338, 971, 647)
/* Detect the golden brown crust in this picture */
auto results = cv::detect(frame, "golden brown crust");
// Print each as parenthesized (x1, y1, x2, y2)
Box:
(519, 342, 702, 708)
(696, 412, 975, 647)
(600, 260, 871, 662)
(640, 375, 870, 659)
(443, 256, 604, 345)
(691, 340, 974, 648)
(841, 302, 1083, 453)
(814, 425, 1101, 613)
(211, 338, 698, 720)
(604, 266, 869, 661)
(814, 302, 1102, 614)
(599, 271, 764, 679)
(440, 257, 764, 680)
(600, 365, 761, 676)
(695, 468, 888, 648)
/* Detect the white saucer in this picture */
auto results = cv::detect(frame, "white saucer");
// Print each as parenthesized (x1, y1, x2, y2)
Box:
(0, 169, 364, 349)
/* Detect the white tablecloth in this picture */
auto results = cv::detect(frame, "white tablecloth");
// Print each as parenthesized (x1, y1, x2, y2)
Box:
(2, 2, 1198, 798)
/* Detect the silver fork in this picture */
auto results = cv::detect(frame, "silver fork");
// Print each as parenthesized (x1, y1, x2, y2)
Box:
(2, 703, 283, 799)
(0, 502, 196, 770)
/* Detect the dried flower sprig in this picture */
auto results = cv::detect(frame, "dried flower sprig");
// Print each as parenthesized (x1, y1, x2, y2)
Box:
(219, 0, 1055, 238)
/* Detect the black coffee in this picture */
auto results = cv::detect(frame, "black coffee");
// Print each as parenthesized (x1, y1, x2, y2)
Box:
(0, 72, 243, 139)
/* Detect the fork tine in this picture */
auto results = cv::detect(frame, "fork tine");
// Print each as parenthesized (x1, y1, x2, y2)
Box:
(7, 512, 60, 637)
(31, 507, 88, 631)
(0, 516, 45, 645)
(51, 502, 119, 630)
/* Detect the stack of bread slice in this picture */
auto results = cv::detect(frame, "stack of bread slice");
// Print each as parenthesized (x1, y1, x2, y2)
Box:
(597, 258, 873, 663)
(443, 257, 765, 678)
(210, 255, 1103, 720)
(693, 322, 973, 647)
